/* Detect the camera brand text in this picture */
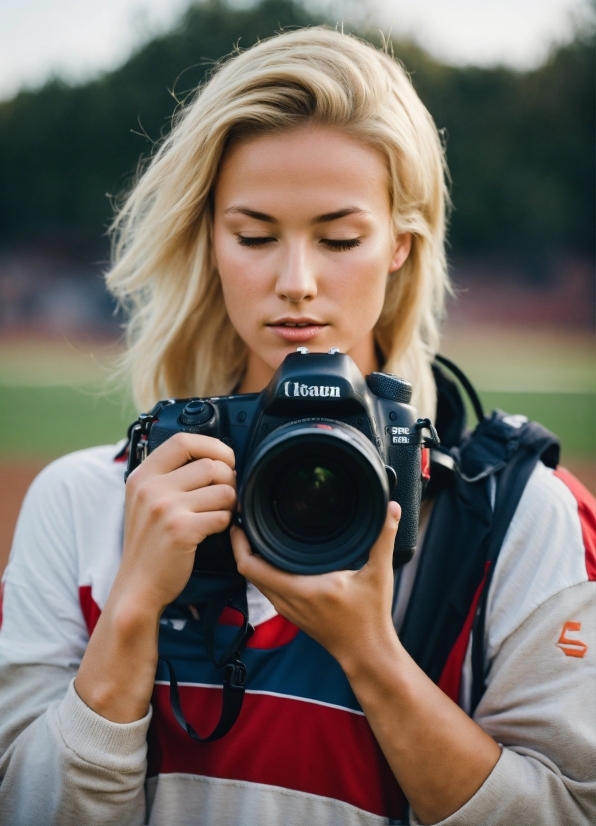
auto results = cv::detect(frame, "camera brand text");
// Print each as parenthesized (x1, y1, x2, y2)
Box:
(283, 382, 340, 398)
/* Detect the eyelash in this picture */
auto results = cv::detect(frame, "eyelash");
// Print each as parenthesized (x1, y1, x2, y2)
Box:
(236, 236, 275, 248)
(236, 236, 362, 251)
(324, 238, 361, 251)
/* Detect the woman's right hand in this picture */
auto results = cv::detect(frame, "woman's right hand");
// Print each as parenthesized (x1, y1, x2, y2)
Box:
(75, 433, 236, 722)
(117, 433, 237, 612)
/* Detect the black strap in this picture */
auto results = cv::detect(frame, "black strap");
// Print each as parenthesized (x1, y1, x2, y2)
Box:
(469, 444, 553, 713)
(435, 354, 485, 425)
(160, 577, 254, 742)
(160, 655, 249, 742)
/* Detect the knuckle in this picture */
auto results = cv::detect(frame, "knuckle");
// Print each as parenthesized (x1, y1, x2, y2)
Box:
(132, 477, 153, 503)
(216, 461, 237, 487)
(200, 511, 231, 537)
(148, 495, 171, 520)
(214, 510, 232, 531)
(163, 507, 189, 540)
(236, 556, 248, 577)
(220, 484, 237, 506)
(199, 457, 216, 478)
(171, 431, 191, 450)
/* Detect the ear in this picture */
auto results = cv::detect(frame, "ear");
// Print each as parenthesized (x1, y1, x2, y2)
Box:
(389, 232, 412, 273)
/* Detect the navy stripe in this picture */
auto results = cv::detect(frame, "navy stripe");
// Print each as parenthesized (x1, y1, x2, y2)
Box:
(156, 619, 362, 713)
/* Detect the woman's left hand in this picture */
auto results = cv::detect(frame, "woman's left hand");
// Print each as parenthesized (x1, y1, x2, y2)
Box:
(230, 501, 401, 668)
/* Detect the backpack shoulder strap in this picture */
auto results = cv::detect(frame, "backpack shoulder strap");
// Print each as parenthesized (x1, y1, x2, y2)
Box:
(468, 417, 559, 713)
(400, 361, 560, 712)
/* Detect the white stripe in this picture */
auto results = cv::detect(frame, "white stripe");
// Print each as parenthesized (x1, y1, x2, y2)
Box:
(154, 681, 365, 715)
(147, 773, 387, 825)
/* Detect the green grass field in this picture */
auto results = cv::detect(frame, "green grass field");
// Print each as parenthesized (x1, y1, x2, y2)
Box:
(0, 384, 592, 462)
(0, 331, 593, 466)
(0, 385, 136, 457)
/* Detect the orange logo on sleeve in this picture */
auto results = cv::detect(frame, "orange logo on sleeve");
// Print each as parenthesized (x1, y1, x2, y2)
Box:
(556, 622, 588, 658)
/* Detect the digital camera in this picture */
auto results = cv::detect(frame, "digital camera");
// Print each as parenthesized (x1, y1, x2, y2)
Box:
(126, 348, 438, 576)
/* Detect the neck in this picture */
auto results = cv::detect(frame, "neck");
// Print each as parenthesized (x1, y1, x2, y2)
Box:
(237, 331, 380, 395)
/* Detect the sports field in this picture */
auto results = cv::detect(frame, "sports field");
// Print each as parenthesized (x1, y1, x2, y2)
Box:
(1, 327, 593, 459)
(0, 328, 594, 572)
(440, 326, 595, 464)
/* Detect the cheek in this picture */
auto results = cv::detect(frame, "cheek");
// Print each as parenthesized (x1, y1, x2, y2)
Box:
(214, 233, 267, 335)
(333, 251, 388, 326)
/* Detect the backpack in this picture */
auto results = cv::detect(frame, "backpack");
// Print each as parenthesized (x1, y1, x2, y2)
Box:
(400, 356, 560, 713)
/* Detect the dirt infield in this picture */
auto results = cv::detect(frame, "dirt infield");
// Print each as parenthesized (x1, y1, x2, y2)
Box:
(1, 458, 594, 580)
(0, 461, 48, 576)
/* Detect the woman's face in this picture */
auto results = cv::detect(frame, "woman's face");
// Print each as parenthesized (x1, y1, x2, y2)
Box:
(212, 125, 411, 392)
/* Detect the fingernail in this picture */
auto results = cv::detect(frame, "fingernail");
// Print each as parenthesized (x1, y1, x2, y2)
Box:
(388, 501, 400, 521)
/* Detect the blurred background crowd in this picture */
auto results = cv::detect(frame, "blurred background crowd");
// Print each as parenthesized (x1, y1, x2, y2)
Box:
(0, 0, 594, 571)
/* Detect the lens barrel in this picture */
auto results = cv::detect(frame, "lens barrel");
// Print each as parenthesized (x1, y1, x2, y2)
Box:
(239, 421, 389, 574)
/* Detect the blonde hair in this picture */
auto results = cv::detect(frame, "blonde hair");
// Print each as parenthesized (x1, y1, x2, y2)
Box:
(107, 27, 450, 418)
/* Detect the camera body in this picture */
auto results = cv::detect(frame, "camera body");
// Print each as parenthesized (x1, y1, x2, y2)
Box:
(126, 349, 437, 576)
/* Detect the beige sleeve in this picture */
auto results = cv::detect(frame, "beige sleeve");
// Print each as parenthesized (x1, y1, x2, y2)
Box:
(410, 581, 596, 826)
(0, 664, 151, 826)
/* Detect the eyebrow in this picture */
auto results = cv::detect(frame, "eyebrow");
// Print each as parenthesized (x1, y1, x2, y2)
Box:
(223, 206, 370, 224)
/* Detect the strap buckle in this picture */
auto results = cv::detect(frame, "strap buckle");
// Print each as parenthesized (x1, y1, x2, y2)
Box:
(416, 417, 440, 448)
(224, 660, 247, 690)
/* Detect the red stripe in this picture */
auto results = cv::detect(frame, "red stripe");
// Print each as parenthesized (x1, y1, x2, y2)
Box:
(219, 607, 299, 648)
(554, 467, 596, 581)
(79, 585, 102, 635)
(438, 562, 490, 704)
(148, 685, 405, 818)
(219, 606, 244, 625)
(421, 447, 431, 480)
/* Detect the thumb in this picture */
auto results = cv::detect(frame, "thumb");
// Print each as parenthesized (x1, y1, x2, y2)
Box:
(366, 501, 401, 570)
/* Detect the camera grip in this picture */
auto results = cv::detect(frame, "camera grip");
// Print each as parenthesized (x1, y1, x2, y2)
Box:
(388, 443, 422, 567)
(194, 530, 238, 575)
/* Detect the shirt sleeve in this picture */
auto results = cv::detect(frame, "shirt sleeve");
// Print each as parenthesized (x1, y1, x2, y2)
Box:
(410, 580, 596, 826)
(410, 462, 596, 826)
(0, 454, 151, 826)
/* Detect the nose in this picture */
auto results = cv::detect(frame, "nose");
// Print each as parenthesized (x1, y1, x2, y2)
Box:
(275, 241, 317, 303)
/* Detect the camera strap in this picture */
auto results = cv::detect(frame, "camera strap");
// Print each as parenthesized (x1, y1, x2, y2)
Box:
(160, 576, 254, 742)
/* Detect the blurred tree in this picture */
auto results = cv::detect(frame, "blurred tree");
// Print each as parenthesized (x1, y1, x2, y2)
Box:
(401, 32, 595, 259)
(0, 0, 323, 246)
(0, 0, 593, 271)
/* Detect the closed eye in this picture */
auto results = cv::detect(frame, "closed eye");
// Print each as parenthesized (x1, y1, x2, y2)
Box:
(237, 236, 277, 248)
(322, 238, 361, 251)
(236, 236, 362, 251)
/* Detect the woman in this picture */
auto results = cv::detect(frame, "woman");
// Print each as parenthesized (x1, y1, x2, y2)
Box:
(0, 27, 593, 826)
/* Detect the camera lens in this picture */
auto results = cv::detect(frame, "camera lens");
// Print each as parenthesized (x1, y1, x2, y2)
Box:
(273, 458, 352, 541)
(239, 421, 389, 574)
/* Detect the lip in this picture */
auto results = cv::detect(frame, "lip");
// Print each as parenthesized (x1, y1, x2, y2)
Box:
(266, 318, 328, 343)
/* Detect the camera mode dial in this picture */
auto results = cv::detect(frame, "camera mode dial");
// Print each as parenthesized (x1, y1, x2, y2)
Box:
(178, 400, 215, 427)
(366, 372, 412, 403)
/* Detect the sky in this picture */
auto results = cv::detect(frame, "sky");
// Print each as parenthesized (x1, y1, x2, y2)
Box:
(0, 0, 590, 101)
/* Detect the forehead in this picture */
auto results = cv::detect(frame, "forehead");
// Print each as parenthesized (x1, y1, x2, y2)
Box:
(214, 125, 391, 216)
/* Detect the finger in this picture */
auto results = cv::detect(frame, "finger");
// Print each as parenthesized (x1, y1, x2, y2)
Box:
(142, 433, 235, 476)
(364, 501, 401, 572)
(230, 525, 302, 595)
(182, 483, 237, 514)
(183, 509, 235, 544)
(171, 457, 236, 492)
